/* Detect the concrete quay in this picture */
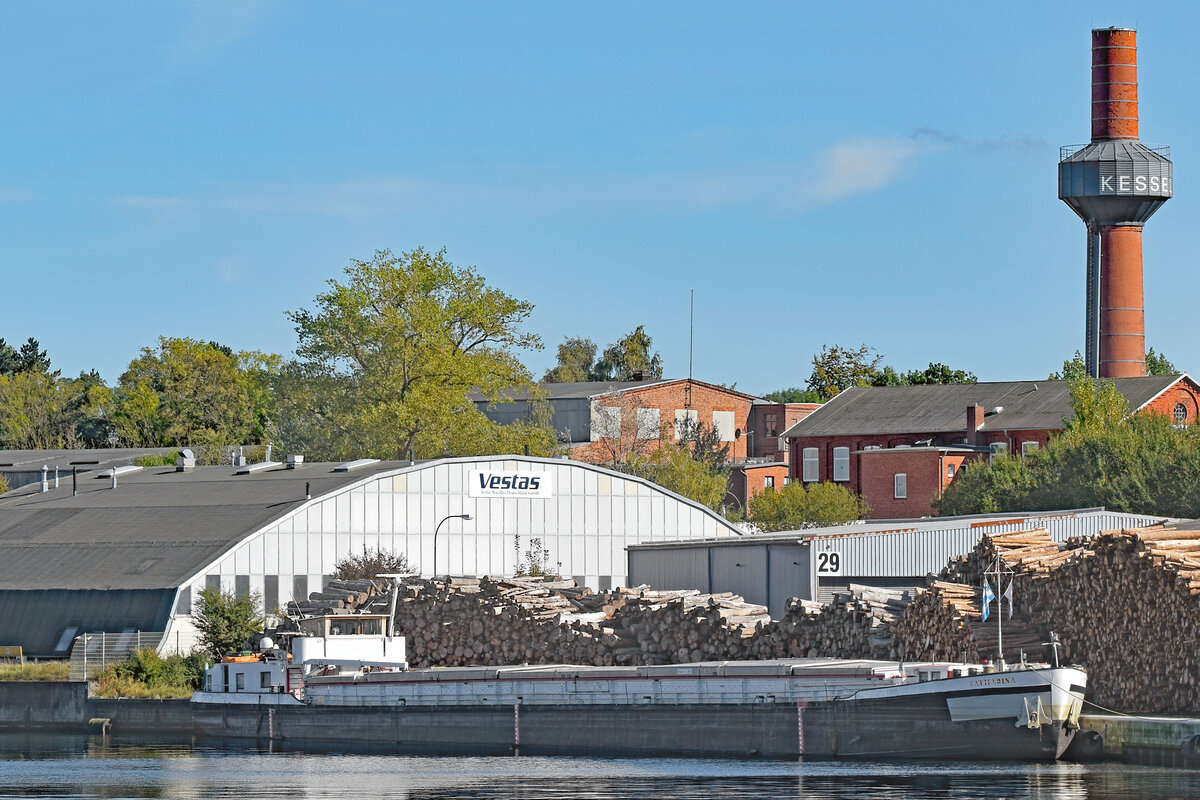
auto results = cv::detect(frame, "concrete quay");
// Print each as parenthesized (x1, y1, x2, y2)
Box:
(1077, 714, 1200, 767)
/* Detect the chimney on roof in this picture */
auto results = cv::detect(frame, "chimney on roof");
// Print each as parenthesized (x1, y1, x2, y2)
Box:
(967, 404, 985, 446)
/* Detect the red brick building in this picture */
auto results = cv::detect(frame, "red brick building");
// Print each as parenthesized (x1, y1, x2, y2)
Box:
(478, 378, 817, 507)
(781, 375, 1200, 519)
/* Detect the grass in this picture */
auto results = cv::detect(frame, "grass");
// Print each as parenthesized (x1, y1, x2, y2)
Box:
(0, 662, 70, 681)
(92, 674, 195, 699)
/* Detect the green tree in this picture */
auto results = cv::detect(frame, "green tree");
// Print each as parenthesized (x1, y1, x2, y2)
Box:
(543, 337, 598, 383)
(112, 338, 275, 448)
(932, 455, 1036, 516)
(193, 587, 265, 660)
(282, 247, 547, 460)
(591, 326, 663, 381)
(748, 481, 869, 531)
(1145, 347, 1178, 376)
(806, 344, 882, 400)
(1049, 351, 1088, 381)
(900, 362, 976, 385)
(630, 441, 728, 510)
(761, 386, 822, 404)
(0, 371, 90, 448)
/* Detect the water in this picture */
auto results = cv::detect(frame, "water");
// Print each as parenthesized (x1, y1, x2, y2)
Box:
(1, 734, 1199, 800)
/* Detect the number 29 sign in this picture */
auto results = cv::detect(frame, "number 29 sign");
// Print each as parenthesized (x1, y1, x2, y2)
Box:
(816, 550, 842, 576)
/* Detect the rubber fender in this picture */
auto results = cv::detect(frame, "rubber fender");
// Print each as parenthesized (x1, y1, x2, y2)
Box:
(1072, 730, 1105, 760)
(1181, 734, 1200, 761)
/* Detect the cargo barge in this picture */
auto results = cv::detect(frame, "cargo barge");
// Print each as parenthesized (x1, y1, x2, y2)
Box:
(192, 610, 1087, 760)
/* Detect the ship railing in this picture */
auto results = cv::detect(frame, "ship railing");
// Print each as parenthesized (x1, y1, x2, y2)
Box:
(67, 630, 166, 680)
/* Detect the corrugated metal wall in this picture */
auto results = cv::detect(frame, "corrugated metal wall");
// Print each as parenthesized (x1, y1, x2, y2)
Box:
(809, 510, 1167, 578)
(182, 457, 740, 609)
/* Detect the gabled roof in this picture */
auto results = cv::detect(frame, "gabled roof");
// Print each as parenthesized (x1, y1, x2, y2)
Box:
(781, 375, 1195, 439)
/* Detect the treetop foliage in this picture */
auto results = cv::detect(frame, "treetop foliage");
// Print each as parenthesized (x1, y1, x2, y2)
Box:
(803, 344, 976, 401)
(747, 481, 869, 531)
(334, 546, 412, 580)
(193, 587, 265, 660)
(543, 326, 664, 383)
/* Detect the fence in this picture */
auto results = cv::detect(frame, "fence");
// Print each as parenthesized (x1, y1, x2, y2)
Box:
(67, 631, 165, 680)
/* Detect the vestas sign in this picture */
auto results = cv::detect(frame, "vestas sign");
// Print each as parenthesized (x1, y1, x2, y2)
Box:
(467, 469, 554, 499)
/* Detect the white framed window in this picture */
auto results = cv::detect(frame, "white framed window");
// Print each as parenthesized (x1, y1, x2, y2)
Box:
(783, 476, 791, 485)
(832, 447, 850, 482)
(947, 463, 956, 479)
(591, 406, 621, 440)
(636, 407, 661, 439)
(712, 410, 736, 442)
(802, 447, 819, 482)
(1175, 403, 1189, 424)
(674, 409, 698, 439)
(764, 476, 775, 489)
(894, 473, 907, 499)
(1021, 441, 1039, 455)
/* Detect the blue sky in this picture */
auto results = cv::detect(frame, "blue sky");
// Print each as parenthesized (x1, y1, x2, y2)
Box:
(2, 2, 1197, 395)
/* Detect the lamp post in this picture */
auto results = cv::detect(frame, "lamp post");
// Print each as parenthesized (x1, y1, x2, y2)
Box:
(432, 513, 472, 579)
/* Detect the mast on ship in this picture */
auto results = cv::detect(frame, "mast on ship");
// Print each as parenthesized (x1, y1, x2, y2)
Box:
(982, 555, 1014, 666)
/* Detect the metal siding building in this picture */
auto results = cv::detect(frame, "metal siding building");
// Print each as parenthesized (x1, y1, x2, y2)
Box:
(629, 508, 1170, 617)
(0, 454, 741, 657)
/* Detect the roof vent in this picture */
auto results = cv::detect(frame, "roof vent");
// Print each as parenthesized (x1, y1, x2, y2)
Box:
(97, 465, 143, 479)
(236, 461, 282, 475)
(334, 458, 381, 473)
(286, 454, 305, 469)
(177, 448, 196, 472)
(985, 406, 1004, 416)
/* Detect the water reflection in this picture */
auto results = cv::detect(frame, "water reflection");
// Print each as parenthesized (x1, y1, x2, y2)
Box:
(0, 734, 1197, 799)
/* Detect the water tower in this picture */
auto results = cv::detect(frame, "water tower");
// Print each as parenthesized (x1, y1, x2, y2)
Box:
(1059, 28, 1172, 378)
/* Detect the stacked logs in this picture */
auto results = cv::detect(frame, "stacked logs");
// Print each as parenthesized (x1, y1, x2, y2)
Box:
(298, 575, 912, 668)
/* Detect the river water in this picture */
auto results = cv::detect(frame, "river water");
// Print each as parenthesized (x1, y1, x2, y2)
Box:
(1, 734, 1199, 800)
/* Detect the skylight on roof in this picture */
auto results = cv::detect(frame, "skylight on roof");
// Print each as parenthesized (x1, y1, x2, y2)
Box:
(334, 458, 381, 472)
(235, 461, 282, 475)
(96, 465, 143, 479)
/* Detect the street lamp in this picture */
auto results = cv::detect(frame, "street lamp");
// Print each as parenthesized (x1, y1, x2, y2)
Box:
(432, 513, 472, 579)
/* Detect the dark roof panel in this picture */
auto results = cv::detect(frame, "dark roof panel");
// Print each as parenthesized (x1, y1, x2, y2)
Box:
(782, 376, 1188, 438)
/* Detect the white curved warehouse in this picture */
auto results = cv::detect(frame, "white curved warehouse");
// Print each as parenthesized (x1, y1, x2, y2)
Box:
(0, 454, 743, 657)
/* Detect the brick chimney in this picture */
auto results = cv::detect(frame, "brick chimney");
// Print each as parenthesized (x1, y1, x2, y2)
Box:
(966, 405, 984, 446)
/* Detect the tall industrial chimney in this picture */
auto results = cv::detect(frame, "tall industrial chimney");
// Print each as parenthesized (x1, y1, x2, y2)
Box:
(1059, 28, 1172, 378)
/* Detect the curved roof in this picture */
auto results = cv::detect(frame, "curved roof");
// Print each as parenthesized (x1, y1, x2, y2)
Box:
(0, 454, 741, 592)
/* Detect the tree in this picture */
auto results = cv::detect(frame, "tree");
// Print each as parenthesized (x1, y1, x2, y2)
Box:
(748, 481, 869, 531)
(899, 362, 977, 385)
(192, 586, 265, 660)
(111, 338, 276, 449)
(806, 344, 883, 400)
(1146, 347, 1178, 376)
(630, 441, 729, 510)
(283, 247, 547, 460)
(762, 386, 822, 404)
(543, 337, 598, 383)
(591, 326, 663, 381)
(0, 370, 98, 449)
(1049, 351, 1088, 381)
(587, 391, 663, 469)
(335, 546, 412, 580)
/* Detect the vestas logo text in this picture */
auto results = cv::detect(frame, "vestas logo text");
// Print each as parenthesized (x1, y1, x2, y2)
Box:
(467, 469, 554, 498)
(478, 473, 541, 491)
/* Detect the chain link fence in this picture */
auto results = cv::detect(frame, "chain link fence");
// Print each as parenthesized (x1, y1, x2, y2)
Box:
(67, 631, 165, 680)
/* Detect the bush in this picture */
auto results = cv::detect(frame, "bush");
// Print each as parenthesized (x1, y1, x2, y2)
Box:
(194, 587, 265, 660)
(335, 546, 411, 580)
(94, 649, 207, 698)
(748, 481, 869, 532)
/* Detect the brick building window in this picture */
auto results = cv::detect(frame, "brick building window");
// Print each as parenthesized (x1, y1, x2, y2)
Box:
(636, 407, 660, 439)
(592, 406, 621, 440)
(1021, 441, 1039, 455)
(764, 476, 775, 489)
(802, 448, 818, 482)
(674, 409, 698, 439)
(894, 473, 907, 499)
(712, 411, 735, 442)
(832, 447, 850, 482)
(947, 463, 955, 478)
(1175, 403, 1188, 424)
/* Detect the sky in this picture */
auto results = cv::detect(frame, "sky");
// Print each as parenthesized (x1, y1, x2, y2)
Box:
(2, 2, 1198, 396)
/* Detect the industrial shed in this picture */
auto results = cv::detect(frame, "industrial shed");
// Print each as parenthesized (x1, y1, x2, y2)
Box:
(0, 454, 742, 657)
(627, 507, 1170, 618)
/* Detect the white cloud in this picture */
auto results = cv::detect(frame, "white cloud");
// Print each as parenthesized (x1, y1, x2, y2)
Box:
(212, 135, 928, 220)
